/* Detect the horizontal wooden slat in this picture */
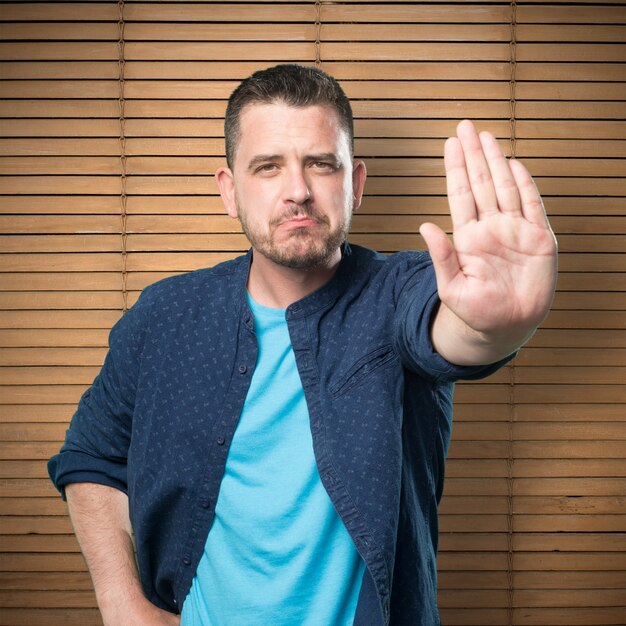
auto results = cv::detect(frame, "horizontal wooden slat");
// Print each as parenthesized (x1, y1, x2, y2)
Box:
(439, 513, 626, 532)
(0, 196, 225, 214)
(127, 4, 510, 24)
(0, 552, 86, 571)
(509, 589, 626, 608)
(448, 440, 626, 459)
(1, 254, 624, 276)
(0, 405, 81, 423)
(0, 23, 117, 40)
(0, 367, 101, 385)
(7, 232, 626, 255)
(0, 589, 97, 609)
(3, 214, 626, 238)
(439, 570, 626, 590)
(442, 478, 626, 498)
(518, 5, 626, 24)
(0, 310, 120, 328)
(5, 58, 625, 83)
(126, 60, 512, 80)
(7, 21, 624, 44)
(6, 59, 610, 82)
(0, 274, 124, 291)
(2, 3, 118, 20)
(12, 22, 510, 42)
(0, 61, 118, 79)
(2, 194, 625, 219)
(0, 609, 102, 626)
(101, 41, 626, 63)
(4, 1, 600, 25)
(6, 118, 623, 140)
(0, 461, 53, 478)
(439, 607, 626, 626)
(0, 329, 110, 348)
(0, 293, 124, 310)
(0, 571, 93, 590)
(3, 156, 626, 180)
(515, 349, 626, 367)
(439, 496, 626, 516)
(0, 516, 73, 534)
(6, 137, 626, 160)
(456, 403, 626, 422)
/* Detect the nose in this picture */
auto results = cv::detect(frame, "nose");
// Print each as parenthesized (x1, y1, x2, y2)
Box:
(283, 167, 311, 206)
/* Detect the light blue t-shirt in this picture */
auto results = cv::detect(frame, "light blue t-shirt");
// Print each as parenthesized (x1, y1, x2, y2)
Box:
(181, 295, 365, 625)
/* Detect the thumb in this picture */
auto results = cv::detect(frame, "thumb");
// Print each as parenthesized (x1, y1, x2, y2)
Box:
(419, 222, 461, 295)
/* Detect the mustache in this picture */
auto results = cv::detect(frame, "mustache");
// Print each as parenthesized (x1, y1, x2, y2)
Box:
(270, 204, 330, 228)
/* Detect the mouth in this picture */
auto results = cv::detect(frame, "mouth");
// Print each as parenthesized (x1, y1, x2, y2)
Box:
(279, 216, 320, 230)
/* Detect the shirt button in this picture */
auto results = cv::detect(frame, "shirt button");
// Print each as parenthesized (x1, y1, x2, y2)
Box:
(216, 435, 225, 445)
(201, 499, 210, 509)
(183, 556, 191, 566)
(238, 364, 247, 374)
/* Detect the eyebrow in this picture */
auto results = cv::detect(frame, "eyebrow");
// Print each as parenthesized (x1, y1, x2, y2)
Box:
(307, 153, 342, 167)
(246, 152, 343, 172)
(247, 154, 283, 172)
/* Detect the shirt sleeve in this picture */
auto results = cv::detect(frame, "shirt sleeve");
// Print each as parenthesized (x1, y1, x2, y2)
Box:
(392, 253, 515, 382)
(47, 287, 153, 499)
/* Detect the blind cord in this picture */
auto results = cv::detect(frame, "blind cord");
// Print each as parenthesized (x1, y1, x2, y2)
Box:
(314, 1, 322, 67)
(506, 3, 518, 625)
(118, 0, 129, 312)
(509, 1, 518, 159)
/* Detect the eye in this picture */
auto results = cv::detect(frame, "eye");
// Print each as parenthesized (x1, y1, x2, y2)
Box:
(311, 161, 335, 171)
(255, 163, 278, 173)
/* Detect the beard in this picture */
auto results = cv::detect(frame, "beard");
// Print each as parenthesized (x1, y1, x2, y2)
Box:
(237, 201, 352, 270)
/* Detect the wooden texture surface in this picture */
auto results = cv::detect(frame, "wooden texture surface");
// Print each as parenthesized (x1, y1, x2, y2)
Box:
(1, 2, 625, 625)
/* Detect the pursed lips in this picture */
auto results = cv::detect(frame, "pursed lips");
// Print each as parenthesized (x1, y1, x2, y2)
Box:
(282, 216, 318, 227)
(273, 210, 327, 230)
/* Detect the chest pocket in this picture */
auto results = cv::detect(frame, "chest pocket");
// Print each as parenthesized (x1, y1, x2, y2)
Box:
(330, 344, 398, 398)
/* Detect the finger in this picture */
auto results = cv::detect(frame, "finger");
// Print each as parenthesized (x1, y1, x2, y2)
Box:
(456, 119, 499, 218)
(509, 158, 551, 228)
(478, 130, 521, 216)
(444, 135, 476, 230)
(419, 222, 461, 295)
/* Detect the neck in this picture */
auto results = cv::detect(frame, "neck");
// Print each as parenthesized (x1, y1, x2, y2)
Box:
(247, 248, 342, 309)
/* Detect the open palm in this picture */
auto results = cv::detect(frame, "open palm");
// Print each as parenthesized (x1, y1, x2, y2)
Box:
(420, 120, 557, 342)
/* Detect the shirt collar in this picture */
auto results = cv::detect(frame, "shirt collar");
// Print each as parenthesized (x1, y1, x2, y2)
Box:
(238, 242, 354, 321)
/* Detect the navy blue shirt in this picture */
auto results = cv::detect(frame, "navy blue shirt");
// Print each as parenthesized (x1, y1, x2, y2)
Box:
(49, 243, 510, 625)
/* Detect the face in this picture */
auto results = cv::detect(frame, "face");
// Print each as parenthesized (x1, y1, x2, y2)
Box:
(216, 102, 366, 270)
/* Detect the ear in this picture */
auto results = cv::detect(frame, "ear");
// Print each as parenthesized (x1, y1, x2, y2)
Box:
(215, 166, 238, 218)
(351, 159, 367, 212)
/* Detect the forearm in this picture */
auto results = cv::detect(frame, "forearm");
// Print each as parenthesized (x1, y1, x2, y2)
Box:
(65, 482, 179, 625)
(431, 301, 533, 366)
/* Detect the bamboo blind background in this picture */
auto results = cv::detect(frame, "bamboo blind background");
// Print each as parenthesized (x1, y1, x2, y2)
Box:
(1, 1, 625, 625)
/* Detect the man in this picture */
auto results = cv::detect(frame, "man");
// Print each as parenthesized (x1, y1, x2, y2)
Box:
(49, 64, 557, 625)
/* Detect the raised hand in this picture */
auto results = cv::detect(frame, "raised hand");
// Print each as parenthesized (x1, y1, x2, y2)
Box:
(420, 120, 557, 365)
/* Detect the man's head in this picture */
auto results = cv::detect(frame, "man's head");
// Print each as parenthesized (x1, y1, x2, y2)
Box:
(216, 64, 366, 271)
(224, 64, 354, 170)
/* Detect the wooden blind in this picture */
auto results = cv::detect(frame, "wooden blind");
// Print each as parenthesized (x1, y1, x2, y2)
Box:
(1, 2, 625, 624)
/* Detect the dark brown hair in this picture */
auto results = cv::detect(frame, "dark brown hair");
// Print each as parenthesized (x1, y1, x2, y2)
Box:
(224, 64, 354, 168)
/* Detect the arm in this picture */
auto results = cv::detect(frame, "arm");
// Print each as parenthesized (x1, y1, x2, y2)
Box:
(420, 120, 558, 365)
(66, 482, 180, 626)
